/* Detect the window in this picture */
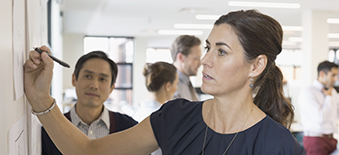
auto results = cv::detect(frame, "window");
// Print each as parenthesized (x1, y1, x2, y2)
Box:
(276, 49, 303, 81)
(84, 36, 134, 114)
(328, 48, 339, 64)
(146, 48, 172, 63)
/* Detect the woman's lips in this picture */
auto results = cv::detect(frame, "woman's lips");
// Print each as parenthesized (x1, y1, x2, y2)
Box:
(202, 72, 213, 80)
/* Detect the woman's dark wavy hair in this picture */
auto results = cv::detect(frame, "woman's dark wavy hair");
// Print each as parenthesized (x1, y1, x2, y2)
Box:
(215, 10, 294, 128)
(143, 61, 177, 92)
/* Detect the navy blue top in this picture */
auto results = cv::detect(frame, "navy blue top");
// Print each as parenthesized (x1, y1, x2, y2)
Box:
(150, 99, 305, 155)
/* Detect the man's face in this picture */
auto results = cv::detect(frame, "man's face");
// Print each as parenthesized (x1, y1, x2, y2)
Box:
(320, 68, 339, 88)
(72, 58, 114, 109)
(181, 45, 202, 76)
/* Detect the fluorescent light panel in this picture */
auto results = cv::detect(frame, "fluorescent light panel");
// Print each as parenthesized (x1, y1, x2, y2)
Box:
(228, 1, 300, 9)
(174, 24, 213, 29)
(328, 33, 339, 38)
(158, 30, 203, 35)
(282, 41, 297, 45)
(282, 26, 303, 31)
(327, 18, 339, 24)
(196, 15, 219, 20)
(288, 37, 303, 42)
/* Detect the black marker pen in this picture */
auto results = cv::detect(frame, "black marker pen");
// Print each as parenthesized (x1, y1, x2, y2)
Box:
(34, 47, 70, 68)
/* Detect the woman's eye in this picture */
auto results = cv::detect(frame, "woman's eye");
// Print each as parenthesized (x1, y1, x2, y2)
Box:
(218, 49, 227, 56)
(85, 75, 91, 78)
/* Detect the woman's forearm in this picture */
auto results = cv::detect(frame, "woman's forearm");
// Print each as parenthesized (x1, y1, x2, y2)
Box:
(38, 104, 93, 155)
(38, 103, 158, 155)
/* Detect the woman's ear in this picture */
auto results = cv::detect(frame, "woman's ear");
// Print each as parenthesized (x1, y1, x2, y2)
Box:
(249, 54, 267, 77)
(165, 81, 171, 92)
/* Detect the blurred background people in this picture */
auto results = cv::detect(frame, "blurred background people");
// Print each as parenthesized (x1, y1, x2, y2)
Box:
(133, 61, 178, 122)
(171, 35, 202, 101)
(298, 60, 339, 155)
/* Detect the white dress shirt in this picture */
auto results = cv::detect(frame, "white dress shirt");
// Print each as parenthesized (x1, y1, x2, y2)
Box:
(298, 80, 339, 135)
(70, 105, 110, 139)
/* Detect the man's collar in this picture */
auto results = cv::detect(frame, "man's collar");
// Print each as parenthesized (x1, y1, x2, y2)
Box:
(177, 70, 190, 84)
(100, 106, 110, 128)
(314, 80, 325, 90)
(70, 104, 110, 128)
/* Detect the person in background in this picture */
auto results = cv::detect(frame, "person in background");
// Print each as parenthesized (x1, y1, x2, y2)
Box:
(298, 60, 339, 155)
(133, 61, 178, 155)
(41, 51, 137, 155)
(24, 10, 304, 154)
(133, 61, 178, 122)
(171, 35, 202, 101)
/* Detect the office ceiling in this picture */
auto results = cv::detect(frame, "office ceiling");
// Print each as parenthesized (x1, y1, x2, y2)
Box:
(61, 0, 339, 49)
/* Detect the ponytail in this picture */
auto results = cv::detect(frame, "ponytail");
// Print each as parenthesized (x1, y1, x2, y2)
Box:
(253, 64, 294, 128)
(215, 10, 294, 128)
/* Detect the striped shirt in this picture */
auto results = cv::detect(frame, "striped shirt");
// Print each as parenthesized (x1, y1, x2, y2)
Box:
(70, 106, 110, 139)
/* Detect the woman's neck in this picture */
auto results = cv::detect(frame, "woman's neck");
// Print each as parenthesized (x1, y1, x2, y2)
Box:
(150, 91, 169, 104)
(202, 96, 265, 134)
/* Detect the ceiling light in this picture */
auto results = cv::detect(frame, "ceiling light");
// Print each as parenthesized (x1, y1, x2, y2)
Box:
(179, 8, 209, 13)
(228, 1, 300, 9)
(158, 30, 203, 35)
(327, 18, 339, 24)
(174, 24, 213, 29)
(195, 15, 220, 20)
(282, 41, 297, 46)
(282, 26, 303, 31)
(288, 37, 303, 42)
(328, 33, 339, 38)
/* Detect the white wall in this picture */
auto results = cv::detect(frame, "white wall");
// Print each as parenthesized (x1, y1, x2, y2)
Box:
(133, 37, 148, 106)
(0, 0, 26, 154)
(62, 33, 85, 89)
(50, 0, 64, 112)
(0, 0, 63, 154)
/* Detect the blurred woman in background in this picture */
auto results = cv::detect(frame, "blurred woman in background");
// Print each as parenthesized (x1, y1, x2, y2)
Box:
(133, 61, 178, 122)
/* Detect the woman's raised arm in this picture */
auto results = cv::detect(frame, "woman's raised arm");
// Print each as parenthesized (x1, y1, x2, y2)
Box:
(24, 46, 158, 154)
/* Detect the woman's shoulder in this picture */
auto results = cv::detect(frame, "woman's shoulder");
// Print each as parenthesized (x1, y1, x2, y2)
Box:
(150, 99, 206, 148)
(150, 99, 203, 122)
(251, 116, 304, 154)
(150, 98, 204, 128)
(157, 98, 203, 114)
(255, 116, 294, 137)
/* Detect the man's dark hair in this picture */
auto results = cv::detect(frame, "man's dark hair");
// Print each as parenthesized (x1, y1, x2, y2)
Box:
(73, 51, 118, 87)
(317, 60, 338, 76)
(170, 35, 201, 61)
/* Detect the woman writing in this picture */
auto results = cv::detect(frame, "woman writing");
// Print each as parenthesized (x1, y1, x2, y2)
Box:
(24, 10, 304, 154)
